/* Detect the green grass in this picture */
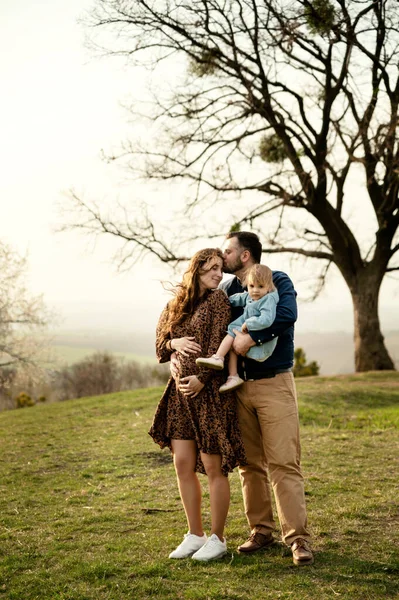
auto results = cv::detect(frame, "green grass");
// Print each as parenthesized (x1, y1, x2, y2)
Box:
(0, 372, 398, 599)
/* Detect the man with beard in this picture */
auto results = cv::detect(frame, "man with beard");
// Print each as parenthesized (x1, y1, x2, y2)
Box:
(220, 231, 313, 566)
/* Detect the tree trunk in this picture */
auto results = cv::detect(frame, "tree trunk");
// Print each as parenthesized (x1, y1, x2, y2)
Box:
(352, 285, 395, 372)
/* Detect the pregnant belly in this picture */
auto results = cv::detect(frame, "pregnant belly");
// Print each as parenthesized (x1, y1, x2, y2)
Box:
(176, 354, 198, 379)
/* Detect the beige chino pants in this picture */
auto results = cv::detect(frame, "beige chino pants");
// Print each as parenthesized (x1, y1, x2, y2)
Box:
(236, 372, 310, 546)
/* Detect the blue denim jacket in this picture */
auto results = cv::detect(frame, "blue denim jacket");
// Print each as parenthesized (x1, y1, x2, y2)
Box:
(220, 271, 297, 377)
(227, 290, 279, 362)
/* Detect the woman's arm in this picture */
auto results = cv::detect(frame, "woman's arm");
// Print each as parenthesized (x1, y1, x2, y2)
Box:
(155, 305, 173, 363)
(156, 305, 201, 363)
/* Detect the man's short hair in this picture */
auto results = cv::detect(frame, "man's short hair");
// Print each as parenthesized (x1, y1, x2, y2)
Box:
(226, 231, 262, 263)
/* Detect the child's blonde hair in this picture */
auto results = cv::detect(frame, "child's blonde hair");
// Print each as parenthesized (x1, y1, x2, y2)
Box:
(247, 264, 276, 293)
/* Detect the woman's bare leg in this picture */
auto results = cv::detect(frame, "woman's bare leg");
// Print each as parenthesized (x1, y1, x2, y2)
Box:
(200, 452, 230, 541)
(171, 439, 203, 536)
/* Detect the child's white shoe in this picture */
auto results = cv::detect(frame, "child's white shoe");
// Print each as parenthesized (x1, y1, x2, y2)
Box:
(196, 355, 224, 370)
(192, 534, 227, 561)
(219, 375, 244, 393)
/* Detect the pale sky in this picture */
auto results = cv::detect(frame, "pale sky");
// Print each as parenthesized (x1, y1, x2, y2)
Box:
(1, 0, 398, 341)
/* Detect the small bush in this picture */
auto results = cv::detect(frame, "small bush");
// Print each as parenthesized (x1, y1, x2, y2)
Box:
(15, 392, 35, 408)
(293, 347, 320, 377)
(52, 352, 170, 401)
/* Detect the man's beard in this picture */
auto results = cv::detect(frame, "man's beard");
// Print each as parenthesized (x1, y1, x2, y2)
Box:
(223, 259, 243, 274)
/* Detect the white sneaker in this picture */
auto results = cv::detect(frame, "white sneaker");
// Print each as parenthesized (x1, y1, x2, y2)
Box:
(196, 355, 224, 370)
(219, 375, 244, 393)
(192, 533, 227, 561)
(169, 532, 207, 559)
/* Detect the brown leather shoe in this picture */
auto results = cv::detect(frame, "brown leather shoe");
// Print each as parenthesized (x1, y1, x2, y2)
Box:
(291, 538, 314, 566)
(238, 531, 275, 553)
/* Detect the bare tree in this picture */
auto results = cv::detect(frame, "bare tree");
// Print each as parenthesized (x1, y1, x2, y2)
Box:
(0, 242, 50, 372)
(68, 0, 399, 371)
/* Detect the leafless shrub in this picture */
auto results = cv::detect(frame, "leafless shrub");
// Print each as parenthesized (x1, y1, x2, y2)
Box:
(52, 351, 169, 401)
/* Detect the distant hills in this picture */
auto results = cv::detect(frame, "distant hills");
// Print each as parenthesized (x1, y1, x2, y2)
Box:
(50, 329, 399, 375)
(295, 330, 399, 374)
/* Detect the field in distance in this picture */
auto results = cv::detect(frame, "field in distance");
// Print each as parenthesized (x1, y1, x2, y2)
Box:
(50, 344, 156, 366)
(48, 329, 156, 366)
(48, 328, 399, 374)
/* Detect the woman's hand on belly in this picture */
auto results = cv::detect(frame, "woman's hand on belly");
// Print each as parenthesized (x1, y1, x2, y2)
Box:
(179, 375, 205, 398)
(173, 336, 202, 357)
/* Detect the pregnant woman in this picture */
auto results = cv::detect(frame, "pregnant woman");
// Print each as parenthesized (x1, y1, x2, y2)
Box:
(149, 247, 246, 562)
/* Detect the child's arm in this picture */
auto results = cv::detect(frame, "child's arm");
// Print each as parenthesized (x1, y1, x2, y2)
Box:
(229, 291, 250, 307)
(244, 292, 279, 332)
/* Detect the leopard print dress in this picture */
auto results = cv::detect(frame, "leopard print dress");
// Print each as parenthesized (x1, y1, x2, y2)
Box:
(148, 288, 247, 476)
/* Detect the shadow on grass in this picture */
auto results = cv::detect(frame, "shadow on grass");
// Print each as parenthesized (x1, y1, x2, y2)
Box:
(134, 450, 173, 467)
(124, 546, 399, 599)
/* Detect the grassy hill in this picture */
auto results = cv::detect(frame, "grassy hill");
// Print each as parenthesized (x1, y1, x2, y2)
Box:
(0, 372, 398, 599)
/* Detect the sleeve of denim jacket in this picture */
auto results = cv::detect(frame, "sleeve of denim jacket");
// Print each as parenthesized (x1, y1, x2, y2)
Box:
(229, 291, 249, 307)
(248, 274, 297, 344)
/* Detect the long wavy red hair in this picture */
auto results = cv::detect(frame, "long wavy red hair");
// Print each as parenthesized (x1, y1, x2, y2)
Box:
(159, 248, 223, 342)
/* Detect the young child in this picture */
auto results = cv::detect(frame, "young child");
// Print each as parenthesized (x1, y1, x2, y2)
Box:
(196, 264, 279, 393)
